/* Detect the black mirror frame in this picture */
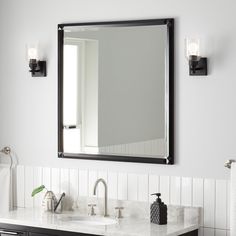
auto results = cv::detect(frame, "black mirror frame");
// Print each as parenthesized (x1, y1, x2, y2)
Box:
(58, 18, 174, 165)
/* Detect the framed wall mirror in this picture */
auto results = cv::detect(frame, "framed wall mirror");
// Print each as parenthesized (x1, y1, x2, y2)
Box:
(58, 18, 174, 164)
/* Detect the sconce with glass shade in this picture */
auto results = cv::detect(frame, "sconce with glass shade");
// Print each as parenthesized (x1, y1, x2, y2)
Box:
(27, 43, 47, 77)
(185, 38, 207, 76)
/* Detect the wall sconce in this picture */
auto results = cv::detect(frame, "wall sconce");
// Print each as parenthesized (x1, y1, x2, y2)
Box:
(185, 38, 208, 76)
(27, 44, 47, 77)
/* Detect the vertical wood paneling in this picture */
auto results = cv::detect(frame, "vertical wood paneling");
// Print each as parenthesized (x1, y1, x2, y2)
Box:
(108, 172, 118, 199)
(198, 227, 204, 236)
(204, 179, 215, 228)
(33, 166, 42, 207)
(24, 166, 34, 208)
(88, 170, 98, 197)
(98, 171, 107, 181)
(138, 174, 148, 202)
(15, 164, 231, 235)
(99, 139, 164, 156)
(128, 173, 138, 201)
(42, 167, 51, 190)
(51, 168, 60, 195)
(170, 176, 181, 205)
(204, 228, 215, 236)
(97, 171, 108, 198)
(226, 230, 230, 236)
(149, 175, 159, 202)
(181, 177, 192, 206)
(60, 168, 69, 195)
(118, 173, 127, 200)
(193, 178, 204, 206)
(69, 168, 79, 203)
(16, 165, 25, 208)
(193, 178, 204, 226)
(79, 169, 88, 197)
(215, 180, 227, 229)
(215, 229, 227, 236)
(227, 181, 230, 230)
(160, 176, 170, 204)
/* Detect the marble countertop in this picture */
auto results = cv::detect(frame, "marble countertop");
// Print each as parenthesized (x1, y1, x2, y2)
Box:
(0, 208, 199, 236)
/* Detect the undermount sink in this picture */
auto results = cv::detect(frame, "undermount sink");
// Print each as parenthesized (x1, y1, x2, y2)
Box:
(58, 215, 117, 226)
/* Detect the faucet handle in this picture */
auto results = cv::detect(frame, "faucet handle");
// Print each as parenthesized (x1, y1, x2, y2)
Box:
(115, 207, 124, 219)
(88, 204, 96, 216)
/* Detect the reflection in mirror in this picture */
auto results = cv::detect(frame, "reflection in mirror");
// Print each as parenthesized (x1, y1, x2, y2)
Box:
(58, 19, 174, 164)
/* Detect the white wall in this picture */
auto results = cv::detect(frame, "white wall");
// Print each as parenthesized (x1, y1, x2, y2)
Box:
(0, 0, 235, 179)
(66, 27, 166, 147)
(98, 26, 166, 147)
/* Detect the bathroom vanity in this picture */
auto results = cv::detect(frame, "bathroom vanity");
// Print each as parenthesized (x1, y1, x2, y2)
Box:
(0, 208, 198, 236)
(0, 224, 198, 236)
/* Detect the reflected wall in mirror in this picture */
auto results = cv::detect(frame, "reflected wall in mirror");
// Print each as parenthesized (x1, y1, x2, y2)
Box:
(58, 19, 174, 164)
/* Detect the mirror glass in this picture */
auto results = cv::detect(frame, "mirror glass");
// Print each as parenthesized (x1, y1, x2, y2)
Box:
(58, 19, 174, 164)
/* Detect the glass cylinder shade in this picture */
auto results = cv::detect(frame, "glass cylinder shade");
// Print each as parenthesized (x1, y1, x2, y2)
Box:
(27, 43, 39, 61)
(185, 38, 200, 60)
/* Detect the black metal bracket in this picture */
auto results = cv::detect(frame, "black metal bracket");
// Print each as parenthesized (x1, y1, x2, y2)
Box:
(29, 60, 47, 77)
(189, 57, 207, 76)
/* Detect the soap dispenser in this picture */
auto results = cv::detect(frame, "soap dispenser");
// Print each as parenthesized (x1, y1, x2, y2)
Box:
(150, 193, 167, 225)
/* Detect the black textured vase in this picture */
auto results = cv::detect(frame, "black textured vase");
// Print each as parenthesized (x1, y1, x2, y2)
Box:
(150, 193, 167, 225)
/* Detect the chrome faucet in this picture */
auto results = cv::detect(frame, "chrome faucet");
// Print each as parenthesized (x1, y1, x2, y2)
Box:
(93, 178, 108, 217)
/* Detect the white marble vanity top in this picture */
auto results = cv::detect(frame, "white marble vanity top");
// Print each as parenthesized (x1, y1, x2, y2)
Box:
(0, 208, 199, 236)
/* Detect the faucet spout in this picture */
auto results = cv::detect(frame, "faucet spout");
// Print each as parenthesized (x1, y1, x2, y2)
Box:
(93, 178, 108, 217)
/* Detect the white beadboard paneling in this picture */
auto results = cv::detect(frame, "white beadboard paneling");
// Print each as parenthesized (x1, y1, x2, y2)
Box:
(193, 178, 204, 226)
(128, 173, 138, 201)
(181, 177, 192, 206)
(118, 173, 128, 200)
(98, 171, 108, 198)
(88, 170, 98, 197)
(149, 175, 159, 202)
(98, 171, 107, 180)
(51, 168, 60, 194)
(170, 176, 181, 205)
(12, 167, 17, 208)
(42, 167, 51, 190)
(215, 229, 227, 236)
(204, 228, 215, 236)
(160, 176, 170, 204)
(198, 227, 204, 236)
(16, 165, 25, 208)
(193, 178, 204, 207)
(69, 168, 79, 202)
(24, 166, 34, 208)
(108, 172, 118, 199)
(226, 230, 230, 236)
(227, 181, 230, 230)
(79, 169, 88, 197)
(33, 166, 42, 207)
(215, 180, 227, 230)
(60, 168, 69, 195)
(138, 174, 148, 202)
(15, 164, 231, 235)
(204, 179, 215, 228)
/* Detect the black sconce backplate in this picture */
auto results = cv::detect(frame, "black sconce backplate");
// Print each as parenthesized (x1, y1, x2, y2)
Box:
(189, 57, 207, 76)
(29, 60, 47, 77)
